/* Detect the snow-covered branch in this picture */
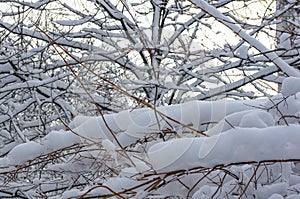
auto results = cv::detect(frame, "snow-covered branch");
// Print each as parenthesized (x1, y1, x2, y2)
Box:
(191, 0, 300, 78)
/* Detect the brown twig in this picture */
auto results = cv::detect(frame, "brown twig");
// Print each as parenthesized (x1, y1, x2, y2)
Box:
(238, 163, 260, 199)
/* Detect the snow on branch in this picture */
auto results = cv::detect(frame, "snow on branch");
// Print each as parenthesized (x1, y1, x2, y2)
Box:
(191, 0, 300, 78)
(1, 0, 300, 197)
(71, 77, 300, 169)
(56, 77, 300, 197)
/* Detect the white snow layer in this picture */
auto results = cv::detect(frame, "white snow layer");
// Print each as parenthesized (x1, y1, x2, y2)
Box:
(1, 76, 300, 198)
(72, 98, 265, 147)
(191, 0, 300, 78)
(148, 125, 300, 170)
(281, 77, 300, 96)
(69, 80, 300, 172)
(0, 130, 80, 167)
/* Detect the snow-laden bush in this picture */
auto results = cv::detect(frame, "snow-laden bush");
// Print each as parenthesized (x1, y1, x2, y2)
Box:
(1, 0, 300, 198)
(0, 77, 300, 198)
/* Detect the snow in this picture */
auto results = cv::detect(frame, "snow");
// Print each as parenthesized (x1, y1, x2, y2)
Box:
(20, 83, 297, 197)
(43, 130, 80, 151)
(102, 139, 116, 152)
(269, 194, 284, 199)
(61, 189, 83, 198)
(148, 138, 195, 170)
(56, 17, 93, 26)
(287, 195, 300, 199)
(134, 42, 143, 51)
(191, 0, 300, 78)
(0, 130, 80, 167)
(64, 91, 295, 197)
(72, 99, 265, 147)
(279, 33, 292, 50)
(30, 0, 52, 9)
(236, 44, 249, 59)
(239, 110, 275, 128)
(7, 141, 44, 165)
(87, 177, 142, 196)
(281, 77, 300, 96)
(1, 1, 300, 197)
(205, 109, 275, 136)
(1, 81, 300, 199)
(255, 183, 288, 198)
(192, 185, 217, 199)
(148, 125, 300, 170)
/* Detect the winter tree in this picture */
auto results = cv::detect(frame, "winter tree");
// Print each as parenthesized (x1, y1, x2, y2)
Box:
(0, 0, 300, 198)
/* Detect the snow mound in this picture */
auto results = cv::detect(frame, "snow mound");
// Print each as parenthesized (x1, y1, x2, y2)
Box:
(148, 125, 300, 171)
(7, 141, 44, 165)
(281, 77, 300, 96)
